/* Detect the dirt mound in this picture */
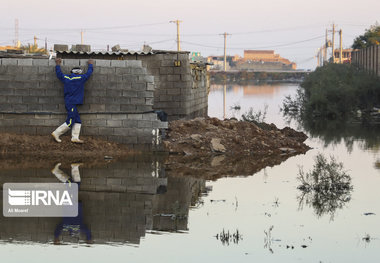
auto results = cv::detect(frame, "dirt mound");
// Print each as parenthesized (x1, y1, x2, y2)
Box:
(164, 117, 309, 156)
(163, 118, 310, 179)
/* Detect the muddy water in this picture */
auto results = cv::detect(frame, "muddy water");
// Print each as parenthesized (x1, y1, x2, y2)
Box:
(1, 83, 380, 262)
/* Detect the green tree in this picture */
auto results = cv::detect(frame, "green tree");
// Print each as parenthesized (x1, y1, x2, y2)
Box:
(352, 23, 380, 49)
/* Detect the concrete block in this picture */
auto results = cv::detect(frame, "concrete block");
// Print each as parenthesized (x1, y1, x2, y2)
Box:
(146, 83, 155, 91)
(38, 66, 54, 74)
(122, 120, 138, 128)
(135, 105, 152, 112)
(95, 60, 111, 67)
(48, 60, 57, 66)
(159, 67, 173, 75)
(7, 96, 23, 104)
(99, 127, 114, 136)
(181, 74, 192, 81)
(91, 74, 107, 82)
(142, 113, 157, 121)
(115, 67, 131, 75)
(167, 88, 181, 95)
(130, 68, 146, 74)
(113, 128, 129, 136)
(63, 59, 80, 67)
(111, 114, 127, 120)
(111, 60, 126, 67)
(131, 83, 145, 91)
(118, 97, 131, 105)
(2, 58, 18, 66)
(167, 75, 181, 82)
(90, 119, 107, 126)
(130, 98, 145, 105)
(145, 98, 153, 105)
(121, 90, 137, 98)
(18, 59, 33, 66)
(45, 89, 61, 96)
(12, 104, 28, 112)
(137, 91, 154, 98)
(122, 75, 138, 83)
(106, 120, 122, 127)
(0, 88, 14, 95)
(42, 104, 59, 111)
(28, 104, 43, 111)
(120, 105, 136, 111)
(161, 60, 174, 67)
(54, 44, 69, 52)
(125, 60, 142, 68)
(90, 104, 106, 112)
(105, 104, 120, 112)
(106, 90, 122, 97)
(137, 120, 153, 128)
(33, 59, 49, 66)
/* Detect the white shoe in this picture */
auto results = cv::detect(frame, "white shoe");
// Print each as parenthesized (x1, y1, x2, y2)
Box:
(52, 123, 70, 143)
(51, 163, 70, 183)
(71, 123, 84, 144)
(71, 163, 83, 182)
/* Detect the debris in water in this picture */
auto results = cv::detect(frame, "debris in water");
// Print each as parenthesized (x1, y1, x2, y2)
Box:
(104, 156, 113, 160)
(210, 199, 226, 203)
(363, 212, 376, 216)
(362, 234, 371, 243)
(301, 245, 308, 248)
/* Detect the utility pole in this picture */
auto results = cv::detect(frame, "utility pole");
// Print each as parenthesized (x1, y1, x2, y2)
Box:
(220, 32, 231, 71)
(45, 38, 47, 51)
(332, 23, 335, 63)
(34, 36, 37, 47)
(15, 18, 20, 48)
(323, 29, 328, 64)
(81, 30, 84, 45)
(339, 29, 343, 64)
(170, 20, 182, 51)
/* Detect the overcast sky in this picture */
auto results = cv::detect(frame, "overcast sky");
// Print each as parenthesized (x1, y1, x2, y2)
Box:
(1, 0, 379, 69)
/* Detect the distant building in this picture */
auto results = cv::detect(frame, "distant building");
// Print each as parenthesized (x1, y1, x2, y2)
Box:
(236, 50, 296, 71)
(333, 48, 353, 64)
(208, 50, 296, 71)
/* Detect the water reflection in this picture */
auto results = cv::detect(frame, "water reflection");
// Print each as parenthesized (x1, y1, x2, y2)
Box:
(0, 156, 206, 245)
(296, 154, 353, 220)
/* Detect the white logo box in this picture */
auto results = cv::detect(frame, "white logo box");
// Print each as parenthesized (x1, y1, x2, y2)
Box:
(3, 183, 78, 217)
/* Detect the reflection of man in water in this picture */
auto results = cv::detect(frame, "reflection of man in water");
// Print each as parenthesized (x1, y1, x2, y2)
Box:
(51, 163, 92, 244)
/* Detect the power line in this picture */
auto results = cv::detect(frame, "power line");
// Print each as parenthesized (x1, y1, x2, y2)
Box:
(183, 35, 325, 50)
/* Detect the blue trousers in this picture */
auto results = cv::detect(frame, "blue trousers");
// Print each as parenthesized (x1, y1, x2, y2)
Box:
(65, 104, 81, 127)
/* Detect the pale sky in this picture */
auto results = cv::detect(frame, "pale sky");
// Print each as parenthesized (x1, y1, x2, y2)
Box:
(1, 0, 379, 69)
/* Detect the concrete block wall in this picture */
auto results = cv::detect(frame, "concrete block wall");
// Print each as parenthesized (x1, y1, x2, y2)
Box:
(57, 51, 209, 120)
(122, 52, 208, 120)
(352, 46, 380, 77)
(0, 58, 168, 148)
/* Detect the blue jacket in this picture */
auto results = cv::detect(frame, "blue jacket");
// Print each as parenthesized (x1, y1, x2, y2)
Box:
(56, 64, 93, 105)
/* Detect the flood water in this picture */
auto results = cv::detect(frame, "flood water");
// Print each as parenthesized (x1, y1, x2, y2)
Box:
(1, 83, 380, 262)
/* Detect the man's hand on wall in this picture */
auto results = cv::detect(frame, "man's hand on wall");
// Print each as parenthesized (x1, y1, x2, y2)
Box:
(88, 59, 94, 65)
(55, 58, 62, 65)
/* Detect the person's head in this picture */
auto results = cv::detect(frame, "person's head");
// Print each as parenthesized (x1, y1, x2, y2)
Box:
(71, 67, 83, 75)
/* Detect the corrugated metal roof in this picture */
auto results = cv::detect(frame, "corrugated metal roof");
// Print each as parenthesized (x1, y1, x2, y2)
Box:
(56, 50, 154, 55)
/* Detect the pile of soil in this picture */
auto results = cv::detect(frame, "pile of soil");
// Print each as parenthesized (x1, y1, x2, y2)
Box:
(164, 117, 309, 156)
(163, 117, 310, 179)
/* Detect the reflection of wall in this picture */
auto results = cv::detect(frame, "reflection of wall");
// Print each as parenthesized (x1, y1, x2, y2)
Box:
(152, 176, 205, 231)
(0, 160, 206, 245)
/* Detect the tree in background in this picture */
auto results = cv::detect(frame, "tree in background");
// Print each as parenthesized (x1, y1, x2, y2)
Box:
(352, 23, 380, 49)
